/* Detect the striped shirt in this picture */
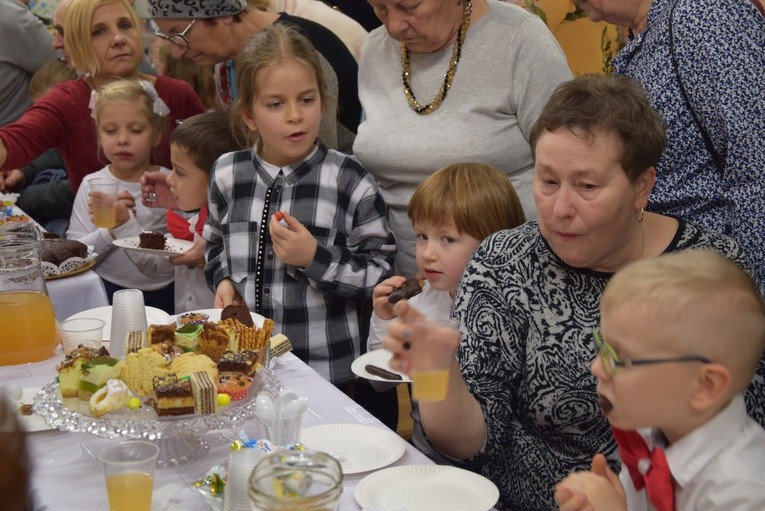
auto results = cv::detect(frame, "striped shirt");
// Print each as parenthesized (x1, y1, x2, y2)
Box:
(204, 144, 395, 384)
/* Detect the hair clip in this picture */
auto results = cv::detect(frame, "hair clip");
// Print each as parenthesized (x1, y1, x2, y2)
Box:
(138, 79, 171, 117)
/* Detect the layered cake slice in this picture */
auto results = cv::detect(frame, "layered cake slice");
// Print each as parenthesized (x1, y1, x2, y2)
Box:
(56, 346, 108, 398)
(190, 371, 216, 415)
(152, 374, 194, 416)
(79, 355, 124, 401)
(217, 350, 260, 376)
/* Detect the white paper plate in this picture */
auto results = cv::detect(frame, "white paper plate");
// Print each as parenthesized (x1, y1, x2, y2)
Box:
(65, 306, 171, 341)
(113, 235, 193, 257)
(300, 423, 406, 474)
(171, 308, 266, 328)
(16, 387, 53, 433)
(351, 350, 411, 383)
(355, 465, 500, 511)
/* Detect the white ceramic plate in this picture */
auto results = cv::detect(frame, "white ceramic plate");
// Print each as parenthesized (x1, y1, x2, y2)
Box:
(172, 308, 266, 328)
(113, 236, 193, 257)
(351, 350, 411, 383)
(355, 465, 500, 511)
(65, 305, 171, 341)
(16, 387, 53, 432)
(300, 423, 406, 474)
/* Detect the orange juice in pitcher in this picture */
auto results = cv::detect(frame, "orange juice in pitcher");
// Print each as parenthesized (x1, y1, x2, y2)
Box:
(0, 222, 60, 365)
(0, 291, 60, 365)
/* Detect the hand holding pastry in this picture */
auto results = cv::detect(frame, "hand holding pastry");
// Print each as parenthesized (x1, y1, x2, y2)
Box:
(269, 211, 317, 269)
(373, 275, 408, 320)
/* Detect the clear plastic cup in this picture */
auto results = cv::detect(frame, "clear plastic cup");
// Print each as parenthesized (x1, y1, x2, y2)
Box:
(98, 440, 159, 511)
(59, 317, 105, 354)
(224, 448, 266, 511)
(89, 178, 120, 229)
(410, 317, 460, 402)
(109, 289, 147, 358)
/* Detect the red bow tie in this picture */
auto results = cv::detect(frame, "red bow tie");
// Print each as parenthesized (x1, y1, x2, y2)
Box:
(166, 207, 207, 241)
(612, 427, 675, 511)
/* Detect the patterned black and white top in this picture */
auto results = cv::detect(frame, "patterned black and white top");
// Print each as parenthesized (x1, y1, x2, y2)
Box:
(450, 220, 764, 511)
(204, 144, 395, 384)
(611, 0, 765, 293)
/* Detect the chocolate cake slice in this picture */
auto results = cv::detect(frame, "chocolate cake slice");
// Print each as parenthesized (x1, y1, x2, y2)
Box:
(138, 231, 166, 250)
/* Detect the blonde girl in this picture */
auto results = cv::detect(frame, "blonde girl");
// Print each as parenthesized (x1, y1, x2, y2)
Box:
(205, 24, 395, 384)
(67, 79, 176, 313)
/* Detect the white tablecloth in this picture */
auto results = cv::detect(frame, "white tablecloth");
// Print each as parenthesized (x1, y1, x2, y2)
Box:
(47, 269, 109, 322)
(1, 352, 435, 510)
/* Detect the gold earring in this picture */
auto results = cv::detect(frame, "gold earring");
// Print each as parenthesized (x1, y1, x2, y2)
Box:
(636, 208, 645, 223)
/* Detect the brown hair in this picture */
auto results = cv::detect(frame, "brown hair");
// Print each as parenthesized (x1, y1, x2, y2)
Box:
(407, 163, 526, 241)
(170, 111, 241, 173)
(64, 0, 143, 77)
(529, 74, 665, 182)
(231, 23, 329, 147)
(29, 59, 77, 102)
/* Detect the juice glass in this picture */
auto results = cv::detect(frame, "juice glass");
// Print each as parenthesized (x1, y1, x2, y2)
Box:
(410, 317, 460, 402)
(89, 178, 119, 229)
(98, 440, 159, 511)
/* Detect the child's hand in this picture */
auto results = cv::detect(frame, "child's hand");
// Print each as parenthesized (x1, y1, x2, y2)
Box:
(554, 454, 625, 511)
(214, 278, 243, 308)
(169, 237, 206, 270)
(112, 190, 135, 227)
(269, 211, 317, 268)
(373, 276, 408, 320)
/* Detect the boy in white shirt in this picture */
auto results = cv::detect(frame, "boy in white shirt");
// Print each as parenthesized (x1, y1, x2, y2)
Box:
(555, 249, 765, 511)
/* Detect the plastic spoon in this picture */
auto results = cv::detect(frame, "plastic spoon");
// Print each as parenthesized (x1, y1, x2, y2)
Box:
(254, 392, 275, 426)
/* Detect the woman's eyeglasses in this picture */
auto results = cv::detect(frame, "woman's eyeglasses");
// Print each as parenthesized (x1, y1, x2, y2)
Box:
(592, 328, 711, 376)
(154, 19, 196, 47)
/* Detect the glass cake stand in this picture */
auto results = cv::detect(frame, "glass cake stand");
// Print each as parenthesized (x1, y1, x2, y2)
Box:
(33, 370, 272, 468)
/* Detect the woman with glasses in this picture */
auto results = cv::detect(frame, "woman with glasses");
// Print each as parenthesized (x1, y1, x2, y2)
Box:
(383, 74, 764, 511)
(147, 0, 360, 153)
(0, 0, 205, 195)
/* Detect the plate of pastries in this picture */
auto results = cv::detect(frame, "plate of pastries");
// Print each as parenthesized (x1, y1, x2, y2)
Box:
(34, 304, 293, 437)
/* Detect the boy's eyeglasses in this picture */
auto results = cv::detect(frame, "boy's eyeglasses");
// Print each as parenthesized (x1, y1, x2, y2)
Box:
(592, 328, 711, 376)
(154, 19, 196, 47)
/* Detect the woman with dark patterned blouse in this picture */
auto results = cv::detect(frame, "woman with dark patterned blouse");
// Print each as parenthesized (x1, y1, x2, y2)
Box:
(383, 75, 764, 511)
(581, 0, 765, 294)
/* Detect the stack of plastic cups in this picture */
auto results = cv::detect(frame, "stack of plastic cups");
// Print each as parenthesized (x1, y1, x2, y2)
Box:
(110, 289, 148, 358)
(224, 448, 266, 511)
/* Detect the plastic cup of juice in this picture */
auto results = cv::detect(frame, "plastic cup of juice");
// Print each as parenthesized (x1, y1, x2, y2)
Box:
(89, 178, 119, 229)
(410, 317, 460, 402)
(98, 440, 159, 511)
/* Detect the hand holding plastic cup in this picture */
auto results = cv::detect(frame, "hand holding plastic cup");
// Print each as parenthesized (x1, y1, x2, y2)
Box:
(110, 289, 148, 358)
(59, 317, 105, 354)
(408, 317, 460, 402)
(89, 178, 120, 229)
(98, 440, 159, 511)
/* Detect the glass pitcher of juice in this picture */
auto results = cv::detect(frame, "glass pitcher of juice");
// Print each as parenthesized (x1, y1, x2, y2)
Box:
(0, 222, 60, 365)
